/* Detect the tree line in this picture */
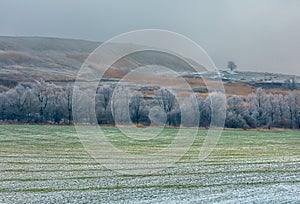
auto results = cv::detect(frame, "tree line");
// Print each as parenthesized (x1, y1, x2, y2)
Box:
(0, 80, 300, 129)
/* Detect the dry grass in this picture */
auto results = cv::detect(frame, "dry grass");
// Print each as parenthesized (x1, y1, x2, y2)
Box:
(0, 51, 33, 64)
(224, 82, 256, 96)
(65, 53, 88, 62)
(103, 67, 129, 79)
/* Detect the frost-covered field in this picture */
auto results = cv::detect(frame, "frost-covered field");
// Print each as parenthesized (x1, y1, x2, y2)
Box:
(0, 125, 299, 203)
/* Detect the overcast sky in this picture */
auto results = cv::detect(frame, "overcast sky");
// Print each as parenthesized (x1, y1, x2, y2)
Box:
(0, 0, 299, 75)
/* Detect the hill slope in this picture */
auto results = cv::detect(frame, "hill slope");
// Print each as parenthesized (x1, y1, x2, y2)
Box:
(0, 36, 299, 95)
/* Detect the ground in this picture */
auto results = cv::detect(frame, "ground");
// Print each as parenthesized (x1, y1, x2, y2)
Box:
(0, 125, 299, 203)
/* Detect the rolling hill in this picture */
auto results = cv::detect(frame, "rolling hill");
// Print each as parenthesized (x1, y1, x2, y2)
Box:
(0, 36, 299, 96)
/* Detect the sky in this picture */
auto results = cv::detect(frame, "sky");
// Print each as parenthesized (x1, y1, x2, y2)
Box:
(0, 0, 299, 75)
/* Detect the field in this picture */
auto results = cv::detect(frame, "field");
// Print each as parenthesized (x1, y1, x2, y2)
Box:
(0, 125, 299, 203)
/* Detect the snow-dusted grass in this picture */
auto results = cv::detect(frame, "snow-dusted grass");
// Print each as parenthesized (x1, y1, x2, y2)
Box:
(0, 125, 299, 203)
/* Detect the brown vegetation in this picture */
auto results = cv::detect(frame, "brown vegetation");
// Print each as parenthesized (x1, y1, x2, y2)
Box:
(0, 51, 34, 64)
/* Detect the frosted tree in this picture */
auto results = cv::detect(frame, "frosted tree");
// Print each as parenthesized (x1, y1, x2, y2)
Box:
(64, 84, 73, 124)
(73, 87, 96, 124)
(4, 83, 37, 122)
(129, 93, 148, 125)
(97, 85, 113, 111)
(285, 92, 300, 128)
(47, 86, 65, 124)
(247, 88, 271, 127)
(199, 96, 211, 127)
(179, 96, 199, 127)
(198, 92, 226, 128)
(111, 86, 131, 125)
(96, 85, 113, 124)
(0, 92, 8, 121)
(226, 95, 248, 128)
(268, 94, 283, 127)
(156, 88, 177, 126)
(32, 80, 58, 122)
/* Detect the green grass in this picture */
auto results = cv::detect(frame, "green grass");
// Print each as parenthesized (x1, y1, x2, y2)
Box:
(0, 125, 299, 162)
(0, 124, 299, 197)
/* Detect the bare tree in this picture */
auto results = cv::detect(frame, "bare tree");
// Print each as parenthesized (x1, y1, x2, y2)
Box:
(227, 61, 237, 72)
(180, 96, 199, 127)
(32, 80, 57, 122)
(5, 84, 33, 122)
(247, 88, 270, 127)
(73, 87, 96, 124)
(2, 79, 300, 130)
(111, 86, 131, 125)
(157, 88, 176, 126)
(129, 93, 148, 125)
(267, 94, 282, 127)
(96, 85, 114, 124)
(208, 92, 227, 128)
(65, 85, 73, 124)
(198, 96, 211, 127)
(0, 92, 8, 121)
(226, 95, 248, 128)
(284, 77, 298, 90)
(48, 86, 65, 124)
(285, 92, 300, 128)
(97, 85, 113, 111)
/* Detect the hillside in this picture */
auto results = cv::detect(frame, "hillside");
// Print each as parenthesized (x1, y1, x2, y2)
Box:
(0, 36, 99, 89)
(0, 36, 299, 96)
